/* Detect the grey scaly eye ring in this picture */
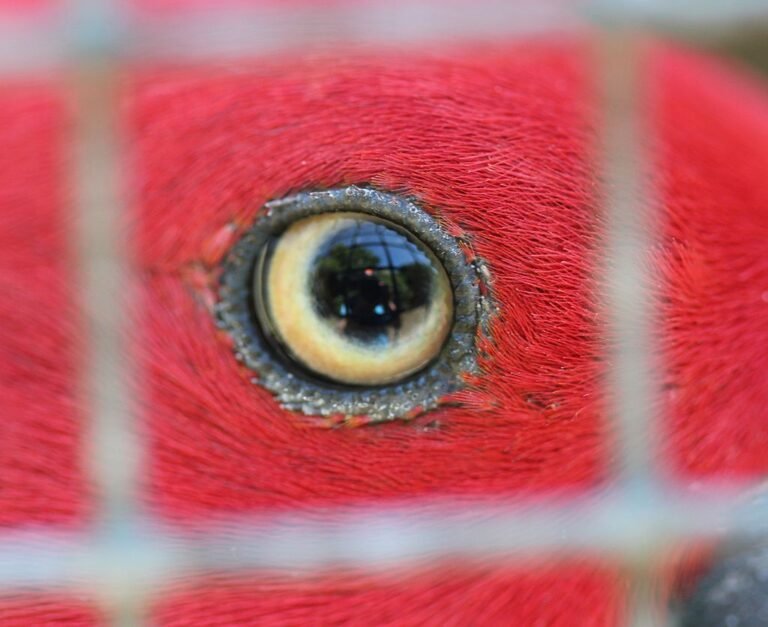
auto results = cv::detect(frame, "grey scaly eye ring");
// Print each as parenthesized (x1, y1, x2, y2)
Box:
(216, 186, 491, 423)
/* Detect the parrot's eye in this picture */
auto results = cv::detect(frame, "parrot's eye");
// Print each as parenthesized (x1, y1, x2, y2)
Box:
(217, 186, 488, 422)
(254, 212, 453, 386)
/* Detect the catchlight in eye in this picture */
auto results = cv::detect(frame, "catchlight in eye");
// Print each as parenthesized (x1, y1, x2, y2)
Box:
(217, 186, 489, 422)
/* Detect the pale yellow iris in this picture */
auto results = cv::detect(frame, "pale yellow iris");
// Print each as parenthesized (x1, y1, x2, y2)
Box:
(262, 212, 453, 386)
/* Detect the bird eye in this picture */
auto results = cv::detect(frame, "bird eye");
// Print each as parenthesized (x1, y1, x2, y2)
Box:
(217, 186, 488, 422)
(255, 213, 453, 386)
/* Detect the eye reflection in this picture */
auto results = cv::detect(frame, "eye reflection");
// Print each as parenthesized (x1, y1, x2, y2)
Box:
(311, 219, 436, 346)
(257, 212, 453, 386)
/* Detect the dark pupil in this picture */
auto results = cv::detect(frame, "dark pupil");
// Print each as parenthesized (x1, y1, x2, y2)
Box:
(310, 219, 436, 345)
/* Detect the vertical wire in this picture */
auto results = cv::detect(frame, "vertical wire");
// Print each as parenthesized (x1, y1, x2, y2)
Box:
(597, 31, 666, 626)
(70, 1, 148, 624)
(598, 31, 660, 493)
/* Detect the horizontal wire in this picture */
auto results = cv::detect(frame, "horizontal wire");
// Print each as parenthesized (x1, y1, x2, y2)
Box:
(0, 489, 767, 591)
(0, 1, 765, 72)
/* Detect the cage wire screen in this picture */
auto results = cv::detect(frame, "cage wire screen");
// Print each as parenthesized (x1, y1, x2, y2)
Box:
(1, 1, 768, 626)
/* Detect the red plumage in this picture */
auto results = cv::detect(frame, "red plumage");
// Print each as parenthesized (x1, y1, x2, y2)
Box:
(134, 42, 605, 515)
(128, 42, 768, 623)
(0, 84, 86, 528)
(654, 47, 768, 476)
(1, 33, 767, 627)
(151, 564, 624, 626)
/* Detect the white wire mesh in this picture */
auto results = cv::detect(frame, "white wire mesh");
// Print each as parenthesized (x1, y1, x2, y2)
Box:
(1, 1, 768, 625)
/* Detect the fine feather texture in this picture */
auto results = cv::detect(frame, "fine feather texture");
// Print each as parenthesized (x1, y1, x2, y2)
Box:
(126, 40, 768, 625)
(1, 35, 767, 626)
(0, 83, 87, 528)
(150, 562, 624, 626)
(131, 41, 768, 508)
(0, 597, 103, 626)
(652, 48, 768, 477)
(132, 42, 607, 518)
(129, 42, 618, 625)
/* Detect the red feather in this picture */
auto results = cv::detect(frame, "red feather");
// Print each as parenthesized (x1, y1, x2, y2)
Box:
(2, 31, 767, 627)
